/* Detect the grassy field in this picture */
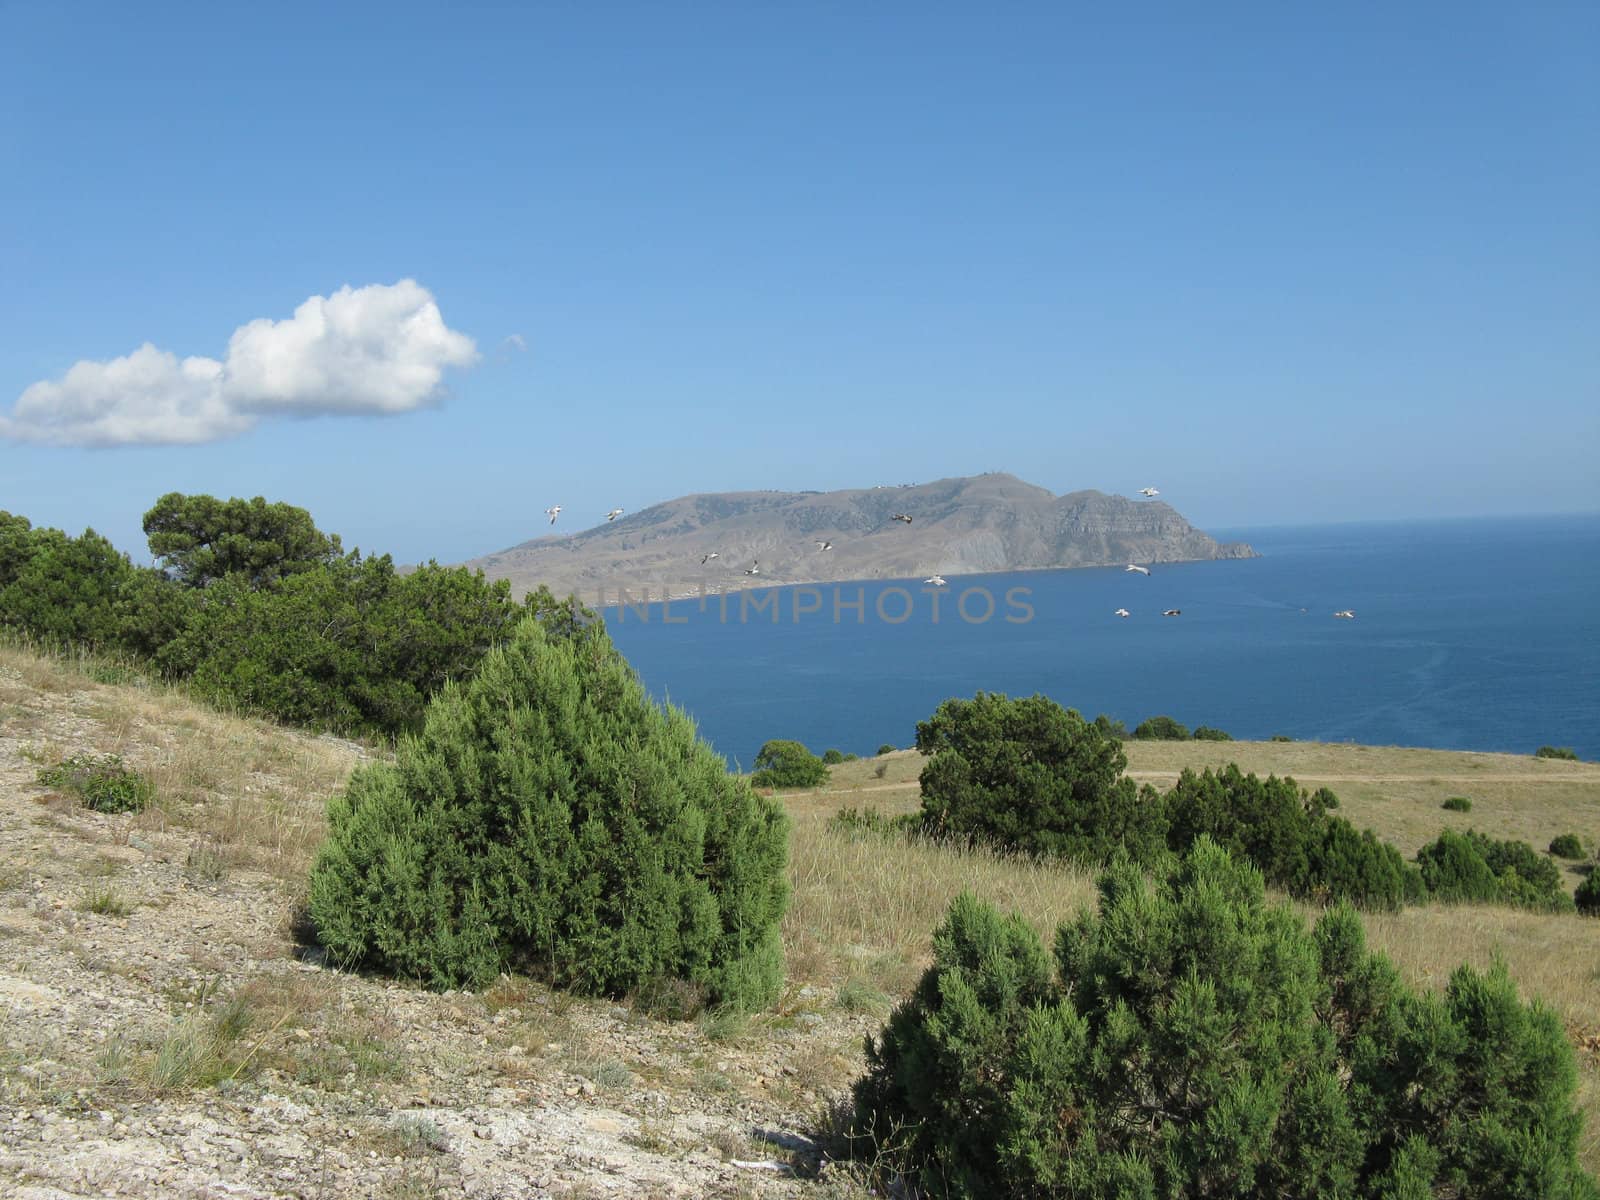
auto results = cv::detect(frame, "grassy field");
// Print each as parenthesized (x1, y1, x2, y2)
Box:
(5, 638, 1600, 1181)
(817, 739, 1600, 885)
(784, 740, 1600, 1167)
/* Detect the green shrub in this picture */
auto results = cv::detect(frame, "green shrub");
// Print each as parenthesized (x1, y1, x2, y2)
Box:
(1537, 746, 1580, 761)
(1577, 872, 1600, 916)
(842, 752, 859, 761)
(876, 743, 897, 756)
(1162, 766, 1417, 910)
(1442, 795, 1472, 812)
(165, 554, 551, 736)
(822, 748, 846, 765)
(1091, 714, 1127, 739)
(852, 841, 1599, 1199)
(37, 754, 154, 814)
(750, 739, 829, 788)
(0, 519, 135, 648)
(1191, 724, 1233, 741)
(309, 614, 790, 1009)
(1270, 733, 1294, 742)
(1416, 829, 1574, 913)
(914, 692, 1166, 864)
(1550, 834, 1585, 859)
(1301, 817, 1427, 909)
(1132, 714, 1189, 740)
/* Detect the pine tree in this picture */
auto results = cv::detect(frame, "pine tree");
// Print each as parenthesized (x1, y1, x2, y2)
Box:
(309, 612, 789, 1009)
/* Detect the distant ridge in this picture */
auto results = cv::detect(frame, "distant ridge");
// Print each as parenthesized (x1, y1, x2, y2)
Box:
(464, 472, 1256, 602)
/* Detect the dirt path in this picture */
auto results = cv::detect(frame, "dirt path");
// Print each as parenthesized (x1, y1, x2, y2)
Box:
(805, 772, 1600, 799)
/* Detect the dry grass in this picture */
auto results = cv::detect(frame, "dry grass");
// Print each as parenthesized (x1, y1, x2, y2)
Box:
(783, 792, 1097, 998)
(1120, 739, 1600, 864)
(0, 639, 366, 881)
(803, 743, 1600, 1173)
(6, 639, 1600, 1172)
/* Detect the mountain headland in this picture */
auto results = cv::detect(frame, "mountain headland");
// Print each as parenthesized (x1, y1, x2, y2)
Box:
(465, 472, 1256, 603)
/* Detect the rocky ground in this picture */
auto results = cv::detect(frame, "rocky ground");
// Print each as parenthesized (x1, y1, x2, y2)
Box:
(0, 658, 881, 1199)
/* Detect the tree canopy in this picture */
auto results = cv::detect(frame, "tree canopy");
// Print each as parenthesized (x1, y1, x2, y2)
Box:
(143, 492, 343, 588)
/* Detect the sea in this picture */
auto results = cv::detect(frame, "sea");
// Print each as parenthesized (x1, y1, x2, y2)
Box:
(604, 515, 1600, 768)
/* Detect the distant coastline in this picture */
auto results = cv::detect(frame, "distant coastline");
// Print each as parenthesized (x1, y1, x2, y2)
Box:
(466, 471, 1255, 602)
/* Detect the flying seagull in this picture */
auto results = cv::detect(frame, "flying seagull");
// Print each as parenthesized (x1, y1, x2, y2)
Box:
(1163, 609, 1182, 617)
(1125, 564, 1151, 576)
(891, 513, 913, 524)
(1333, 609, 1356, 619)
(1139, 487, 1160, 498)
(815, 540, 833, 551)
(701, 552, 719, 564)
(924, 575, 947, 586)
(605, 508, 625, 521)
(544, 506, 561, 525)
(744, 561, 760, 576)
(1115, 608, 1131, 618)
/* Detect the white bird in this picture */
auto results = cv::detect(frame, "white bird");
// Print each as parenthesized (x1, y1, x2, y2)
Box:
(1125, 564, 1151, 576)
(1139, 487, 1160, 498)
(744, 561, 760, 576)
(1115, 608, 1130, 618)
(545, 506, 561, 525)
(701, 552, 720, 564)
(815, 540, 833, 551)
(1163, 609, 1182, 617)
(923, 575, 946, 586)
(891, 513, 913, 524)
(605, 508, 624, 521)
(1334, 609, 1356, 619)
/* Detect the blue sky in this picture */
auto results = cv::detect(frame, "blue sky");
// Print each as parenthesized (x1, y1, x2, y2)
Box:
(2, 1, 1595, 564)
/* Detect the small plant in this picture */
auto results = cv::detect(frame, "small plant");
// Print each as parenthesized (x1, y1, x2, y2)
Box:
(829, 807, 911, 840)
(876, 744, 897, 756)
(81, 884, 132, 917)
(87, 662, 146, 687)
(36, 753, 154, 814)
(1549, 834, 1585, 859)
(698, 1005, 749, 1044)
(872, 762, 889, 779)
(631, 975, 709, 1022)
(1270, 734, 1294, 742)
(1442, 796, 1472, 812)
(836, 977, 891, 1014)
(185, 841, 227, 884)
(1577, 872, 1600, 916)
(1536, 745, 1580, 761)
(1191, 725, 1233, 741)
(369, 1115, 450, 1157)
(822, 748, 847, 765)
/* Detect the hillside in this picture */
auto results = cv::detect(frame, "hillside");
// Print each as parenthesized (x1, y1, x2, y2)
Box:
(3, 644, 1599, 1196)
(464, 472, 1255, 602)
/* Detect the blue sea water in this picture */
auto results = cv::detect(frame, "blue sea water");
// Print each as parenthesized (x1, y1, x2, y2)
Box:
(605, 516, 1600, 766)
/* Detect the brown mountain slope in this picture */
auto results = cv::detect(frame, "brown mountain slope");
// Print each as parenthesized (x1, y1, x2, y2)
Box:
(464, 472, 1255, 602)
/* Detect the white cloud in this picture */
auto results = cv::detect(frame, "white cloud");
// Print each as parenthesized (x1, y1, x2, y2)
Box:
(502, 333, 528, 353)
(0, 280, 478, 447)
